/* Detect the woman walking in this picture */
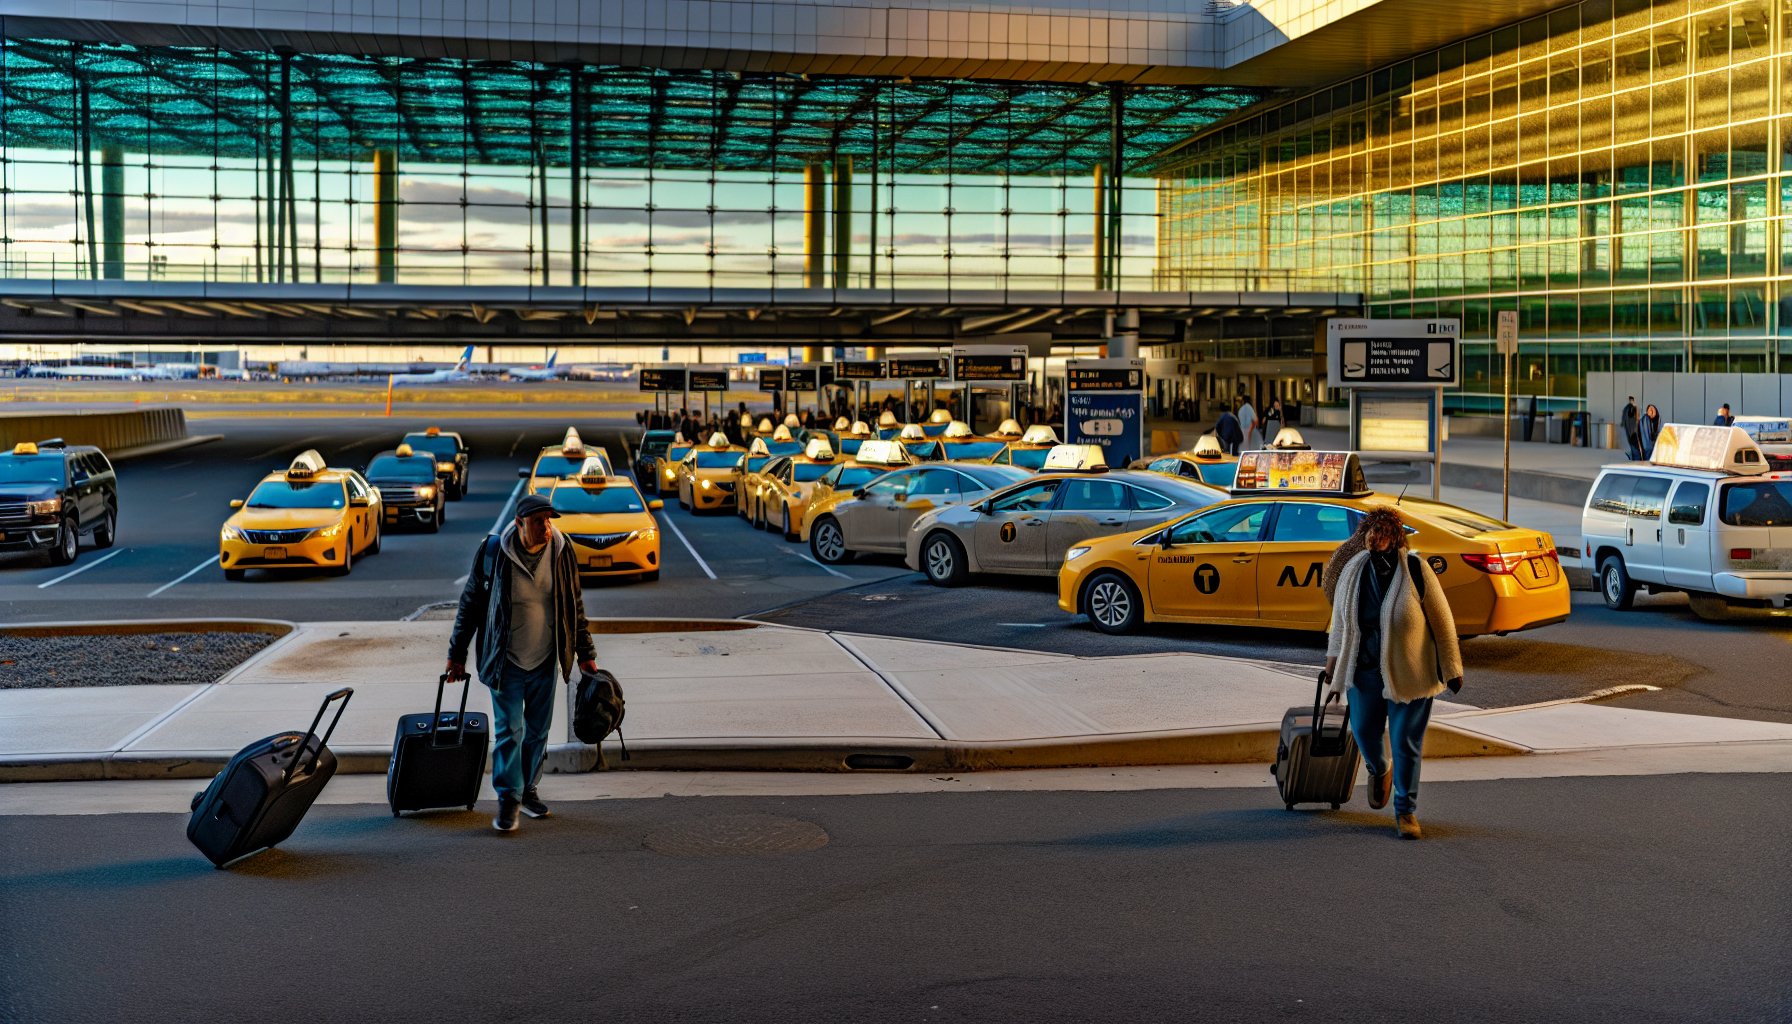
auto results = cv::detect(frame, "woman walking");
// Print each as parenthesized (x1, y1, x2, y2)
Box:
(1640, 404, 1662, 460)
(1320, 507, 1464, 839)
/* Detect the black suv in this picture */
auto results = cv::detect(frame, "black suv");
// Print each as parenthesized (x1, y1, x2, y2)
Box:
(0, 439, 118, 565)
(365, 448, 446, 532)
(399, 429, 469, 500)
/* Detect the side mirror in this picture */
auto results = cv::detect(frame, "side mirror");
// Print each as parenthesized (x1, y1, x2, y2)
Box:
(229, 499, 244, 509)
(517, 467, 531, 478)
(649, 499, 664, 510)
(350, 496, 370, 507)
(851, 488, 865, 499)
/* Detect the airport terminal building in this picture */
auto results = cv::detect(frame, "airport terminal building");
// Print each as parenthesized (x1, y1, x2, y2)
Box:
(0, 0, 1783, 416)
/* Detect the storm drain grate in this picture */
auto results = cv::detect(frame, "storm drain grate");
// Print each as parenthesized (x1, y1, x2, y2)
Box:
(642, 814, 829, 857)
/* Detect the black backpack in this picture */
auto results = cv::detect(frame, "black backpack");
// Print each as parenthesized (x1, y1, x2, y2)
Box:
(573, 668, 629, 768)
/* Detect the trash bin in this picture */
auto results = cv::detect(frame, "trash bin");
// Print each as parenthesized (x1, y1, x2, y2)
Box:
(1569, 411, 1590, 447)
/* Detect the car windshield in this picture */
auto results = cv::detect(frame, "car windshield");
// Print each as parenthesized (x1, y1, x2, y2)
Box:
(943, 441, 1006, 459)
(1721, 481, 1792, 526)
(365, 456, 436, 481)
(745, 456, 773, 472)
(0, 456, 66, 485)
(666, 445, 694, 461)
(694, 451, 741, 468)
(1196, 462, 1237, 486)
(833, 467, 882, 488)
(839, 438, 866, 454)
(247, 480, 346, 509)
(794, 464, 833, 482)
(766, 441, 806, 456)
(1008, 447, 1052, 470)
(638, 432, 674, 455)
(551, 486, 646, 514)
(532, 455, 588, 478)
(963, 466, 1031, 488)
(401, 436, 458, 458)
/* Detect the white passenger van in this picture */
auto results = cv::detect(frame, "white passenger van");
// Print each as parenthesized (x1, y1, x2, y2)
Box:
(1582, 424, 1792, 618)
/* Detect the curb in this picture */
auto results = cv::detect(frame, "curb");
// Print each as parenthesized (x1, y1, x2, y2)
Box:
(1439, 461, 1593, 508)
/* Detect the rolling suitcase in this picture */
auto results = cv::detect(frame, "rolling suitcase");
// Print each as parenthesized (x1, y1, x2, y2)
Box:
(1270, 672, 1360, 810)
(187, 688, 353, 868)
(387, 674, 488, 816)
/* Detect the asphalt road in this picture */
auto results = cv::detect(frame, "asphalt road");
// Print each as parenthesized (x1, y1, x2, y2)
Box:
(1, 774, 1786, 1023)
(0, 416, 904, 624)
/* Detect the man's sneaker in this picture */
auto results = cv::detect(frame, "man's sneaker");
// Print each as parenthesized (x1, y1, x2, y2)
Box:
(520, 791, 551, 819)
(1368, 769, 1392, 810)
(493, 797, 521, 833)
(1395, 813, 1422, 840)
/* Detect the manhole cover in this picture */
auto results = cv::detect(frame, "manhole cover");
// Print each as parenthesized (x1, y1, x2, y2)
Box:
(642, 814, 829, 857)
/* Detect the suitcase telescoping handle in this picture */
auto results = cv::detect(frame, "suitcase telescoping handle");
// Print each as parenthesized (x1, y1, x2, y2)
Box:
(285, 687, 354, 783)
(1312, 670, 1338, 734)
(430, 673, 473, 748)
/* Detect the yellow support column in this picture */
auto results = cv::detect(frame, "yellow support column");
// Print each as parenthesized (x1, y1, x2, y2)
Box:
(804, 163, 826, 288)
(832, 155, 853, 288)
(1092, 163, 1107, 290)
(374, 148, 397, 284)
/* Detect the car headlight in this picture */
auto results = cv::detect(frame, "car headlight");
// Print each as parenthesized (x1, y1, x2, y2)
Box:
(416, 485, 436, 499)
(27, 498, 60, 515)
(628, 528, 657, 543)
(307, 522, 343, 540)
(1065, 545, 1092, 562)
(663, 467, 676, 479)
(221, 525, 246, 542)
(700, 479, 712, 490)
(436, 462, 455, 473)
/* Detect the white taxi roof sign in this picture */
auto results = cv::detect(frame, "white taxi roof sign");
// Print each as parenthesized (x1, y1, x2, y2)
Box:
(1190, 434, 1226, 459)
(929, 409, 953, 424)
(756, 417, 774, 432)
(1649, 424, 1770, 476)
(853, 439, 912, 467)
(943, 420, 973, 438)
(783, 414, 801, 429)
(849, 420, 871, 435)
(11, 442, 38, 455)
(992, 418, 1023, 438)
(1041, 444, 1108, 473)
(1019, 424, 1060, 445)
(562, 426, 584, 454)
(576, 456, 609, 480)
(804, 437, 836, 461)
(833, 416, 851, 431)
(706, 432, 730, 448)
(287, 449, 327, 479)
(1267, 427, 1309, 450)
(395, 443, 415, 457)
(877, 410, 899, 428)
(898, 423, 926, 440)
(772, 424, 793, 442)
(1231, 450, 1369, 496)
(748, 437, 770, 456)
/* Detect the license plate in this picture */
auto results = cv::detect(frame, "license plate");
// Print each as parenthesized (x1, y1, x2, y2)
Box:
(1528, 557, 1548, 577)
(265, 547, 287, 560)
(588, 555, 612, 568)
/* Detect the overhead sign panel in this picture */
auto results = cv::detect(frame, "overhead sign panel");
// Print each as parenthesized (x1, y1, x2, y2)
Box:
(835, 360, 886, 380)
(1066, 366, 1143, 391)
(639, 366, 687, 392)
(952, 345, 1027, 382)
(757, 368, 784, 392)
(687, 367, 729, 392)
(1326, 319, 1460, 389)
(785, 367, 817, 390)
(888, 355, 949, 379)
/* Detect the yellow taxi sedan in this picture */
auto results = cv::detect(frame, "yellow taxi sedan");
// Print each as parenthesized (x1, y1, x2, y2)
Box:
(675, 433, 749, 513)
(1127, 434, 1240, 487)
(522, 427, 613, 496)
(550, 459, 663, 582)
(220, 450, 383, 579)
(1058, 449, 1570, 637)
(754, 437, 843, 539)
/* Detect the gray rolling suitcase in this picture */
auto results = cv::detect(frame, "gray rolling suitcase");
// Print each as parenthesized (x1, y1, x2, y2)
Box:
(187, 688, 352, 867)
(1271, 673, 1359, 810)
(387, 674, 488, 816)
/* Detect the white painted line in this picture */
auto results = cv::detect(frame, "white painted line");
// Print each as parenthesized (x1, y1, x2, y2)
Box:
(170, 492, 197, 501)
(997, 623, 1047, 627)
(488, 478, 526, 536)
(779, 546, 848, 579)
(37, 548, 127, 589)
(507, 431, 525, 458)
(658, 514, 715, 579)
(147, 554, 220, 597)
(453, 574, 469, 587)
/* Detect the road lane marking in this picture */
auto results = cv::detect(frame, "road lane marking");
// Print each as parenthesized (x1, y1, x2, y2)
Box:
(37, 548, 127, 589)
(997, 623, 1047, 627)
(147, 555, 220, 597)
(245, 435, 328, 462)
(453, 574, 469, 587)
(658, 515, 715, 579)
(507, 432, 525, 457)
(488, 479, 526, 536)
(778, 546, 848, 579)
(171, 492, 197, 501)
(334, 435, 382, 453)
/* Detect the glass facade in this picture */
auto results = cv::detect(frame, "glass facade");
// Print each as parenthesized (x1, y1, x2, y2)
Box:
(1160, 0, 1792, 411)
(0, 38, 1274, 294)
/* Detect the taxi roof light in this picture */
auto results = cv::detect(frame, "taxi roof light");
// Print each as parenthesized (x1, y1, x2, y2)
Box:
(784, 414, 801, 429)
(706, 432, 730, 449)
(287, 449, 326, 479)
(1019, 424, 1060, 445)
(1190, 434, 1226, 459)
(424, 426, 441, 436)
(854, 439, 913, 466)
(993, 418, 1023, 438)
(804, 437, 836, 461)
(1268, 427, 1310, 450)
(1649, 424, 1772, 476)
(562, 426, 585, 455)
(1041, 444, 1109, 473)
(898, 423, 926, 440)
(929, 409, 953, 424)
(740, 411, 755, 427)
(877, 410, 899, 428)
(834, 416, 851, 431)
(849, 420, 871, 435)
(395, 443, 415, 457)
(748, 437, 770, 456)
(11, 442, 37, 455)
(756, 417, 774, 432)
(772, 424, 794, 442)
(1230, 450, 1370, 497)
(943, 420, 974, 438)
(576, 455, 609, 481)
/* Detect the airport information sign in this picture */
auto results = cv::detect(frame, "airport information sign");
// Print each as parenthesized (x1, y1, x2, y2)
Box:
(1066, 366, 1142, 391)
(835, 360, 886, 380)
(1325, 319, 1460, 389)
(757, 368, 784, 392)
(786, 367, 817, 390)
(887, 356, 948, 379)
(639, 367, 686, 392)
(1064, 358, 1144, 466)
(952, 345, 1027, 382)
(687, 368, 729, 392)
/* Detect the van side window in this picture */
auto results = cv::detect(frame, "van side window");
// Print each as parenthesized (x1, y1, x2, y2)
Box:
(1721, 481, 1792, 527)
(1628, 477, 1670, 519)
(1667, 483, 1708, 526)
(1589, 473, 1638, 514)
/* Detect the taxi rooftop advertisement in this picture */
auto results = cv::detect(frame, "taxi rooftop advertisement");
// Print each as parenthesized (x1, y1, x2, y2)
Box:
(1233, 451, 1365, 494)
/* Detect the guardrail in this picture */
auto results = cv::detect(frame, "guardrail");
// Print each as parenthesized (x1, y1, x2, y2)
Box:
(0, 407, 189, 453)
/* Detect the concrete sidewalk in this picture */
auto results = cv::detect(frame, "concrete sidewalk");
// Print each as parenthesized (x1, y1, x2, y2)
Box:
(4, 619, 1789, 783)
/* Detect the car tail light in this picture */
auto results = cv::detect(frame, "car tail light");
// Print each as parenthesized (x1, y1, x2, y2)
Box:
(1461, 551, 1525, 574)
(1731, 548, 1752, 560)
(1543, 546, 1559, 562)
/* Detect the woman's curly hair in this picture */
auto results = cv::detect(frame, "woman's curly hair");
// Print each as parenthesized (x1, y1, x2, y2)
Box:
(1359, 506, 1408, 551)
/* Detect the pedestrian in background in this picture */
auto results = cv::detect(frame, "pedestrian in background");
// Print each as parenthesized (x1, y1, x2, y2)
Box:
(1640, 404, 1662, 459)
(1714, 403, 1734, 427)
(1213, 403, 1243, 455)
(1236, 396, 1257, 448)
(1320, 507, 1463, 840)
(1620, 396, 1641, 460)
(1261, 397, 1285, 444)
(446, 494, 598, 833)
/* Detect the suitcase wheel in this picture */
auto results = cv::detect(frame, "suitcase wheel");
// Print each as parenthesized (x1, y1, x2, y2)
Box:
(1284, 803, 1294, 811)
(392, 809, 401, 818)
(1331, 802, 1340, 810)
(466, 803, 476, 811)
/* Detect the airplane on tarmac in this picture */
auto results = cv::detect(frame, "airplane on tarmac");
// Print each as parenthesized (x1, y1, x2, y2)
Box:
(25, 361, 210, 380)
(388, 345, 476, 386)
(507, 351, 568, 381)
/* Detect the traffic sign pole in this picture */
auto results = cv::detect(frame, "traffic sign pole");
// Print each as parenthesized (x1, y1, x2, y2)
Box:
(1497, 310, 1518, 521)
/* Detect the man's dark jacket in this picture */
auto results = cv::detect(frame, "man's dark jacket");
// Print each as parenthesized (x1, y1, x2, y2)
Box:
(449, 526, 596, 688)
(1214, 411, 1244, 453)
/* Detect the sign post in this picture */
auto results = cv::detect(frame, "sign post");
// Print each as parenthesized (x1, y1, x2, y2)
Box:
(835, 358, 886, 425)
(952, 345, 1027, 434)
(1496, 309, 1518, 520)
(1065, 357, 1146, 467)
(1326, 319, 1459, 500)
(639, 365, 688, 432)
(687, 365, 728, 425)
(889, 355, 948, 427)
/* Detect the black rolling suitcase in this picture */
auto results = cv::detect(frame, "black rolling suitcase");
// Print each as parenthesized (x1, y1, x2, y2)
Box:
(187, 688, 353, 868)
(1271, 672, 1360, 810)
(387, 674, 488, 816)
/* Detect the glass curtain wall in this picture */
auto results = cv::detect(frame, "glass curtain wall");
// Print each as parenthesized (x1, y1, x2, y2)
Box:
(1161, 0, 1791, 411)
(0, 39, 1270, 293)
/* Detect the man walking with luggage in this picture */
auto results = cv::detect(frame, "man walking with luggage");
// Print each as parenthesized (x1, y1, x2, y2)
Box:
(447, 494, 597, 833)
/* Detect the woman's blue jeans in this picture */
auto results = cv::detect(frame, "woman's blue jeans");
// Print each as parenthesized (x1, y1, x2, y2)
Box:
(1349, 667, 1434, 815)
(489, 658, 558, 803)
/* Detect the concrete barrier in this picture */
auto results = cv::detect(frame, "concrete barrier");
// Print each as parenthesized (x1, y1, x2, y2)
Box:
(1439, 461, 1593, 507)
(0, 407, 190, 454)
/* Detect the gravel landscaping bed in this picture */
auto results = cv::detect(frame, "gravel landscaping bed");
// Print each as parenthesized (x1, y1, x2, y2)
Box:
(0, 632, 278, 688)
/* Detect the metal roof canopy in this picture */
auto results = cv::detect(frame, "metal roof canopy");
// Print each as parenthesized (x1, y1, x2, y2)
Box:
(0, 37, 1277, 176)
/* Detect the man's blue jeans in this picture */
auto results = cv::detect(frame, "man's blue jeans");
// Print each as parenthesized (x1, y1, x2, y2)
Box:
(1349, 668, 1434, 816)
(489, 658, 557, 803)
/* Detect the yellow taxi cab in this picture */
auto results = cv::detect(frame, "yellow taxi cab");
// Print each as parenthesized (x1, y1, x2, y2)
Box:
(920, 408, 956, 438)
(220, 450, 383, 580)
(988, 423, 1061, 471)
(733, 437, 782, 523)
(1128, 433, 1243, 487)
(1058, 448, 1571, 637)
(754, 437, 844, 539)
(675, 432, 748, 513)
(834, 420, 876, 456)
(550, 457, 664, 582)
(522, 427, 614, 496)
(797, 438, 917, 542)
(936, 420, 1011, 464)
(644, 433, 697, 496)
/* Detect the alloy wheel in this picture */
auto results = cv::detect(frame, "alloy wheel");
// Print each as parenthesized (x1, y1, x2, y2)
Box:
(1089, 579, 1131, 628)
(814, 522, 846, 562)
(925, 538, 954, 580)
(1604, 566, 1621, 604)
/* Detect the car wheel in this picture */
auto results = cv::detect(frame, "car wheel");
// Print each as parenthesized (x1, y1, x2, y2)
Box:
(641, 570, 661, 583)
(48, 516, 78, 566)
(367, 522, 381, 555)
(449, 474, 464, 501)
(332, 538, 354, 576)
(678, 486, 689, 510)
(1599, 555, 1635, 611)
(753, 500, 766, 531)
(224, 568, 246, 581)
(426, 503, 442, 534)
(782, 505, 800, 541)
(810, 517, 851, 564)
(922, 532, 969, 587)
(93, 507, 116, 549)
(1084, 572, 1143, 635)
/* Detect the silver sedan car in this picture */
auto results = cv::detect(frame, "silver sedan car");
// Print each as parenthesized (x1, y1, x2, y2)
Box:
(808, 463, 1031, 565)
(905, 470, 1228, 585)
